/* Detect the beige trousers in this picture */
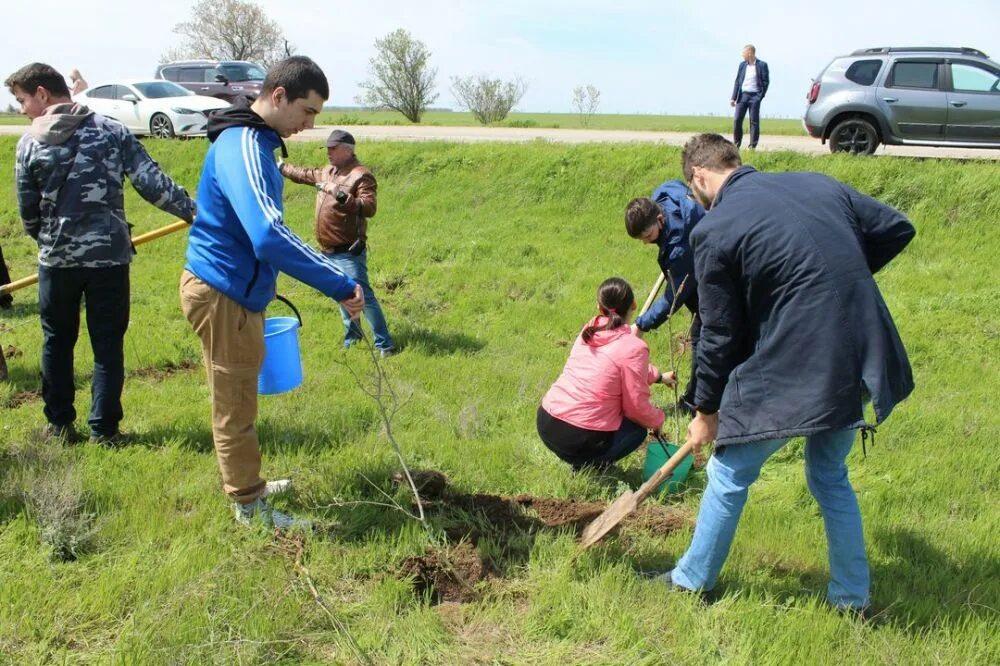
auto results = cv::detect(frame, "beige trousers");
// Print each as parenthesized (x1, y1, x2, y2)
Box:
(180, 270, 266, 504)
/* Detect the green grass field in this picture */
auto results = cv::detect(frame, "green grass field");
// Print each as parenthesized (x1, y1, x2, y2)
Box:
(0, 137, 997, 664)
(0, 110, 806, 135)
(315, 110, 807, 135)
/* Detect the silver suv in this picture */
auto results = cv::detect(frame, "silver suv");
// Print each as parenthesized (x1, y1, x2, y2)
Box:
(803, 47, 1000, 154)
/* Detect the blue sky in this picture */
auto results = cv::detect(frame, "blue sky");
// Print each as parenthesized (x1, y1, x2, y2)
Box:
(3, 0, 999, 118)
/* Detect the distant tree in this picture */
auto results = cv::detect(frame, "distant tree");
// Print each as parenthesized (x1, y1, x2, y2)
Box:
(451, 75, 527, 125)
(357, 29, 438, 123)
(161, 0, 295, 68)
(572, 85, 601, 127)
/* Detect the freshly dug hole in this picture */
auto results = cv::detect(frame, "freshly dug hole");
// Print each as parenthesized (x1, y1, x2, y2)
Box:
(400, 541, 490, 604)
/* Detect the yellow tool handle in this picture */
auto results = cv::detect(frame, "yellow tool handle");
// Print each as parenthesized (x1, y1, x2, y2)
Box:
(0, 219, 191, 296)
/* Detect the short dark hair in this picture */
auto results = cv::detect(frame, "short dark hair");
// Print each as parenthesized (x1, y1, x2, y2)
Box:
(681, 133, 742, 182)
(261, 56, 329, 102)
(4, 62, 70, 98)
(624, 197, 661, 238)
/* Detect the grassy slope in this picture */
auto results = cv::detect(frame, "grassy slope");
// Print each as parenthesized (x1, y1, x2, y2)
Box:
(0, 110, 806, 134)
(0, 138, 997, 664)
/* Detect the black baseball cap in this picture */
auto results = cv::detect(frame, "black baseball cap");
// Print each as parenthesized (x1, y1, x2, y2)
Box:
(326, 129, 356, 147)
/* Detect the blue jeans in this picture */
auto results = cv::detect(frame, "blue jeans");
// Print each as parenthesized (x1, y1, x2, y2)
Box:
(38, 264, 130, 436)
(323, 248, 394, 351)
(733, 91, 763, 148)
(670, 428, 869, 609)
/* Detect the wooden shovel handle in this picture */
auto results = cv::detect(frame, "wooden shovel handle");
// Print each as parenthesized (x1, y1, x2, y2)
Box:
(632, 439, 695, 504)
(639, 272, 666, 317)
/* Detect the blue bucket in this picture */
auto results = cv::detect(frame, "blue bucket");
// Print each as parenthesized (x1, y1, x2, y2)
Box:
(258, 296, 304, 395)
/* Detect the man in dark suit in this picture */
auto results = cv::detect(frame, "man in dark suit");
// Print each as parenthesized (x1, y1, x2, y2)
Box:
(730, 45, 769, 149)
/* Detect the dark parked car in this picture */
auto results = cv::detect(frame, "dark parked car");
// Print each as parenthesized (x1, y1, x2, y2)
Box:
(803, 47, 1000, 154)
(154, 60, 266, 103)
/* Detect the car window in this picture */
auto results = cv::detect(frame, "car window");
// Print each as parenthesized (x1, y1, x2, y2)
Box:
(160, 67, 180, 82)
(113, 85, 135, 100)
(951, 63, 1000, 93)
(133, 81, 193, 98)
(218, 63, 266, 81)
(88, 85, 114, 99)
(178, 67, 207, 83)
(889, 61, 939, 89)
(845, 60, 882, 86)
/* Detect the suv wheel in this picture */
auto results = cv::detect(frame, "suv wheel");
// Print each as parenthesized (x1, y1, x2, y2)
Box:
(150, 113, 175, 139)
(829, 118, 879, 155)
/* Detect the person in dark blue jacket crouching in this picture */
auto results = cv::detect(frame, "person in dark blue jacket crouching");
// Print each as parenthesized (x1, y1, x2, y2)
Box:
(659, 134, 915, 614)
(625, 181, 705, 414)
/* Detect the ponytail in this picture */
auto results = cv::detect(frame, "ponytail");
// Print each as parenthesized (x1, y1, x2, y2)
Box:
(582, 277, 634, 343)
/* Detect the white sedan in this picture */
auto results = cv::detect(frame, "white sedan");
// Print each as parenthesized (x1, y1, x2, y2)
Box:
(75, 80, 229, 138)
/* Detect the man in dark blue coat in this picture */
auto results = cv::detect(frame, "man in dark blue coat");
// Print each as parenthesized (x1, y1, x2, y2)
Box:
(730, 45, 769, 149)
(625, 180, 705, 413)
(660, 134, 915, 612)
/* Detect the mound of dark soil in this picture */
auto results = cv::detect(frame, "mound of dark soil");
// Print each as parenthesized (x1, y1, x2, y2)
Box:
(400, 541, 490, 604)
(394, 470, 690, 604)
(130, 359, 199, 381)
(2, 389, 42, 409)
(397, 469, 689, 539)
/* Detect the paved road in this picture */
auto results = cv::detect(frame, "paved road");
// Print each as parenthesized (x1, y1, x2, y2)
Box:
(2, 123, 997, 160)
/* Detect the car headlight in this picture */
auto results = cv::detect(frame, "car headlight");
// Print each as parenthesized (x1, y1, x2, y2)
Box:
(170, 107, 198, 114)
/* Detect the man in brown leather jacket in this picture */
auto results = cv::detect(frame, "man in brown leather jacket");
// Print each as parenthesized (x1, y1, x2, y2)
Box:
(280, 129, 396, 355)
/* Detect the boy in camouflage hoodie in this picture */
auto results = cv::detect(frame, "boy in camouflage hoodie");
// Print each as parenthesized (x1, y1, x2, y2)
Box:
(6, 62, 195, 443)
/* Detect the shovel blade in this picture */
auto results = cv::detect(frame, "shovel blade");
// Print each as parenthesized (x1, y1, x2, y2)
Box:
(578, 490, 638, 549)
(578, 439, 695, 549)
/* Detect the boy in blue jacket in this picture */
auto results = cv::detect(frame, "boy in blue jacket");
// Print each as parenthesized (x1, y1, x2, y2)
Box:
(180, 57, 364, 529)
(624, 181, 706, 414)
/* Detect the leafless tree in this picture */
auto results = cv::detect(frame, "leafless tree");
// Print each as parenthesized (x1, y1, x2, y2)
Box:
(357, 29, 438, 123)
(161, 0, 295, 68)
(572, 84, 601, 127)
(451, 75, 527, 125)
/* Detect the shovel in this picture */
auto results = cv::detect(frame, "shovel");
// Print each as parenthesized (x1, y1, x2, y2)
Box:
(579, 438, 695, 549)
(639, 272, 666, 316)
(0, 219, 191, 296)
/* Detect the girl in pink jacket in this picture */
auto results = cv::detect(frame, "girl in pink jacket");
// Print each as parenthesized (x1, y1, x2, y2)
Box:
(538, 277, 675, 470)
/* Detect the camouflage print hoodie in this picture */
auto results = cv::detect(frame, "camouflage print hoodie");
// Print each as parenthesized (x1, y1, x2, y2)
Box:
(14, 103, 194, 268)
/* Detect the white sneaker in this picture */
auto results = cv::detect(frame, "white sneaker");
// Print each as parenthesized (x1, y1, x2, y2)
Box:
(234, 497, 310, 530)
(263, 479, 292, 497)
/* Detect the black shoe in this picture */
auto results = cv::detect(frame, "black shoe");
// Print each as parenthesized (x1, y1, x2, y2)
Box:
(836, 604, 879, 623)
(40, 423, 84, 444)
(379, 347, 398, 358)
(647, 570, 718, 604)
(89, 431, 135, 447)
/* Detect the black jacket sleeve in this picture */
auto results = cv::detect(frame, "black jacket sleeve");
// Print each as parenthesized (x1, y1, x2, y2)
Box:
(692, 234, 747, 412)
(844, 184, 916, 274)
